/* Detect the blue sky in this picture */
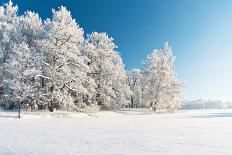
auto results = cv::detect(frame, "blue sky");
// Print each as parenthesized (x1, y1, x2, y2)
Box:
(6, 0, 232, 100)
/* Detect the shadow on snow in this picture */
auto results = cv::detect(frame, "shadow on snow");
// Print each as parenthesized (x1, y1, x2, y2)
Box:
(189, 112, 232, 118)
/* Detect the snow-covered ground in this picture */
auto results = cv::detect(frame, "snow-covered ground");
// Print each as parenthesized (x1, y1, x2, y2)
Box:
(1, 109, 232, 155)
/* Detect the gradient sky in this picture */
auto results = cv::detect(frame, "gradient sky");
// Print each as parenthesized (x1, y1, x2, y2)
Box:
(5, 0, 232, 100)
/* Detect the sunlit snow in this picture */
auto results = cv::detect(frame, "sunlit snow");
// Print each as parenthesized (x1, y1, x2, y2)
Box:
(1, 109, 232, 155)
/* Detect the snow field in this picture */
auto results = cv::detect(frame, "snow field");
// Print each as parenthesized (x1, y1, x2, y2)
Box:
(0, 109, 232, 155)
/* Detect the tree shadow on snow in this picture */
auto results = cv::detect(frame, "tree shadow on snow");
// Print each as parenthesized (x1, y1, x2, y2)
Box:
(189, 112, 232, 118)
(114, 109, 155, 115)
(0, 114, 18, 119)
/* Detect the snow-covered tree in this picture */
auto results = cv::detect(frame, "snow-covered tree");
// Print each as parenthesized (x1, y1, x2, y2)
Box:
(84, 32, 130, 109)
(111, 54, 131, 108)
(144, 41, 183, 112)
(0, 1, 183, 114)
(39, 6, 96, 111)
(17, 11, 45, 111)
(19, 11, 44, 46)
(0, 1, 20, 110)
(0, 2, 44, 111)
(4, 42, 39, 118)
(127, 69, 144, 108)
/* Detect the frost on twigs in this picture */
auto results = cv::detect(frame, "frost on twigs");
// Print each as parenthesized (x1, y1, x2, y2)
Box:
(0, 1, 183, 114)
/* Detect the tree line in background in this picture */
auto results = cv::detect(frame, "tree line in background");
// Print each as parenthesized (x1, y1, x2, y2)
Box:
(181, 99, 232, 109)
(0, 1, 183, 117)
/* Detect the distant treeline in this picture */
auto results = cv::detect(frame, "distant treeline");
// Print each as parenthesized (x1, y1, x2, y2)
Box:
(180, 99, 232, 109)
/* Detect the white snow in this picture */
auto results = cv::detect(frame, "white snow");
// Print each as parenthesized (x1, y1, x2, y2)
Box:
(1, 109, 232, 155)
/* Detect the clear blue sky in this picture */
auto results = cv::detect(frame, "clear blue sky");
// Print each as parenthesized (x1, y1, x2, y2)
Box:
(6, 0, 232, 100)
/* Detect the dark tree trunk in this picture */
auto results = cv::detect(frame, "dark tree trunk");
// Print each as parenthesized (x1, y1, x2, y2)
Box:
(48, 101, 54, 112)
(18, 100, 21, 119)
(18, 77, 23, 119)
(131, 97, 134, 108)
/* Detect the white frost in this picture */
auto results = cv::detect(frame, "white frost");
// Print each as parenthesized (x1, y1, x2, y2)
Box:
(0, 109, 232, 155)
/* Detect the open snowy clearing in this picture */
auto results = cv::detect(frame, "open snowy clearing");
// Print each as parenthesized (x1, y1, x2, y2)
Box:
(0, 109, 232, 155)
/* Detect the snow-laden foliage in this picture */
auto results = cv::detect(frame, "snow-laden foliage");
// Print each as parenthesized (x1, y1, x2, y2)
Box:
(128, 42, 183, 112)
(38, 6, 97, 111)
(84, 32, 130, 109)
(0, 1, 21, 110)
(127, 42, 183, 111)
(143, 42, 183, 112)
(127, 69, 147, 108)
(0, 1, 183, 114)
(4, 43, 41, 118)
(0, 1, 131, 112)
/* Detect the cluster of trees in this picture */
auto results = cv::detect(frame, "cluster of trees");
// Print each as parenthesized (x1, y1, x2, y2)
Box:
(181, 99, 232, 109)
(0, 1, 183, 116)
(128, 42, 183, 112)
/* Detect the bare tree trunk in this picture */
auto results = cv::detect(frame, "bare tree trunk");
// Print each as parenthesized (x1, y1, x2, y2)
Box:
(18, 100, 21, 119)
(153, 101, 157, 111)
(131, 97, 134, 108)
(18, 77, 23, 119)
(48, 100, 54, 112)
